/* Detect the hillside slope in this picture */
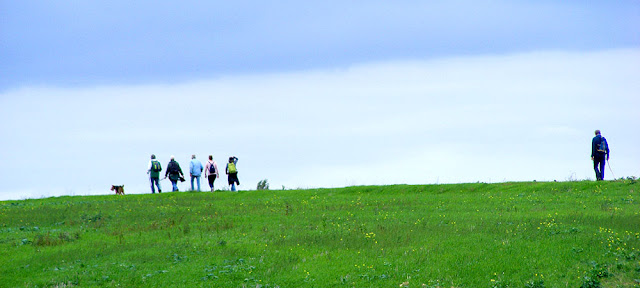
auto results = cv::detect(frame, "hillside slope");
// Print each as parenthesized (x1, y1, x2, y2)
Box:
(1, 181, 639, 287)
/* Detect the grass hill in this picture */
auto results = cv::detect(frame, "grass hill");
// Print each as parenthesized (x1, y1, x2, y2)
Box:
(1, 180, 639, 287)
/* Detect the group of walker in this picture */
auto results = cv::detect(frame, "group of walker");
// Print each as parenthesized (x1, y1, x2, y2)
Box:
(147, 154, 240, 193)
(143, 130, 611, 194)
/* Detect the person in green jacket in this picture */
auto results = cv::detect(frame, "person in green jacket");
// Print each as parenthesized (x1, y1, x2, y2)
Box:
(147, 154, 162, 193)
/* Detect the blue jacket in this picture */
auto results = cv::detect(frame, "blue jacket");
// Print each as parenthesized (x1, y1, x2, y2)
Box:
(190, 159, 203, 176)
(591, 135, 610, 158)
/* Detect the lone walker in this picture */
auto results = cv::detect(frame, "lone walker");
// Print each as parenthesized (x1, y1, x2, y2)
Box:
(591, 130, 610, 181)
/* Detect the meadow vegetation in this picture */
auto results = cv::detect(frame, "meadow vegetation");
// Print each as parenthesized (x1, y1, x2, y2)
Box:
(1, 180, 639, 287)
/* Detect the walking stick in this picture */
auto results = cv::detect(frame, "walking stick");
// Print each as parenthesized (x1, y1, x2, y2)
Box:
(607, 159, 616, 180)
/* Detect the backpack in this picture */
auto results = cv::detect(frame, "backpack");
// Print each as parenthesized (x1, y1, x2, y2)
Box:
(151, 161, 162, 172)
(228, 162, 237, 174)
(597, 137, 608, 153)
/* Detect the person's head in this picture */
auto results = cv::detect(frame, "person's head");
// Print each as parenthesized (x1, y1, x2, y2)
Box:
(229, 157, 234, 163)
(192, 154, 196, 159)
(170, 155, 175, 161)
(209, 155, 213, 160)
(151, 154, 156, 160)
(595, 130, 601, 135)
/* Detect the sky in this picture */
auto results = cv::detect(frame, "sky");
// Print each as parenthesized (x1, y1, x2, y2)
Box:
(1, 1, 639, 201)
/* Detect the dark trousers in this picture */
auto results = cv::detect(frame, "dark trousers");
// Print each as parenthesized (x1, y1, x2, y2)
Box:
(150, 177, 161, 193)
(593, 156, 606, 180)
(228, 173, 239, 191)
(228, 173, 239, 185)
(207, 175, 217, 190)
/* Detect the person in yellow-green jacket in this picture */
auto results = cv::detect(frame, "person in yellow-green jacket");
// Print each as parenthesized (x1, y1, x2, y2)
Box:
(226, 156, 239, 191)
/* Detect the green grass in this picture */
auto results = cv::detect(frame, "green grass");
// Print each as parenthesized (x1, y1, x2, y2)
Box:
(1, 180, 639, 287)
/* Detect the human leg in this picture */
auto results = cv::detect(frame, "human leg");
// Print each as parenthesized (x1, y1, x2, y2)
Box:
(191, 176, 195, 191)
(150, 177, 156, 193)
(208, 175, 214, 191)
(171, 179, 179, 191)
(150, 177, 159, 193)
(196, 176, 201, 191)
(155, 177, 161, 193)
(593, 156, 605, 180)
(229, 173, 240, 191)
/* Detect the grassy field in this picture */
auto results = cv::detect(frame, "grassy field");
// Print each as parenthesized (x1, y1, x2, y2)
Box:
(1, 180, 639, 287)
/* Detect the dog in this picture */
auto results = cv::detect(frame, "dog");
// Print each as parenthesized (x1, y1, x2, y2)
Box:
(111, 185, 125, 195)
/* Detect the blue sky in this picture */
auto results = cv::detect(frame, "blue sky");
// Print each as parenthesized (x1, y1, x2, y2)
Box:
(2, 1, 638, 89)
(1, 1, 639, 200)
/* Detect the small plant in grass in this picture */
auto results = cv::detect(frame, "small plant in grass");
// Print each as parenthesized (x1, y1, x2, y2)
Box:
(580, 261, 611, 288)
(524, 279, 544, 288)
(32, 232, 79, 247)
(257, 179, 269, 190)
(579, 276, 600, 288)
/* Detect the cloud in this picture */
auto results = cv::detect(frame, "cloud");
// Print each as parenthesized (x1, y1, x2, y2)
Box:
(1, 48, 639, 200)
(3, 1, 638, 90)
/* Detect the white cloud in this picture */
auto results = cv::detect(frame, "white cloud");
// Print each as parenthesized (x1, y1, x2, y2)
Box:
(1, 48, 639, 200)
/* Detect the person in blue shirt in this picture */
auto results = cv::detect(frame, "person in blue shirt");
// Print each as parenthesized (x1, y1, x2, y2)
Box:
(190, 154, 203, 191)
(591, 130, 610, 181)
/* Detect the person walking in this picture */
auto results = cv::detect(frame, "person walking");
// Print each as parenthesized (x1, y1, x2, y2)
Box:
(591, 130, 610, 181)
(226, 156, 240, 191)
(205, 155, 219, 192)
(147, 154, 162, 193)
(165, 156, 184, 191)
(190, 155, 203, 191)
